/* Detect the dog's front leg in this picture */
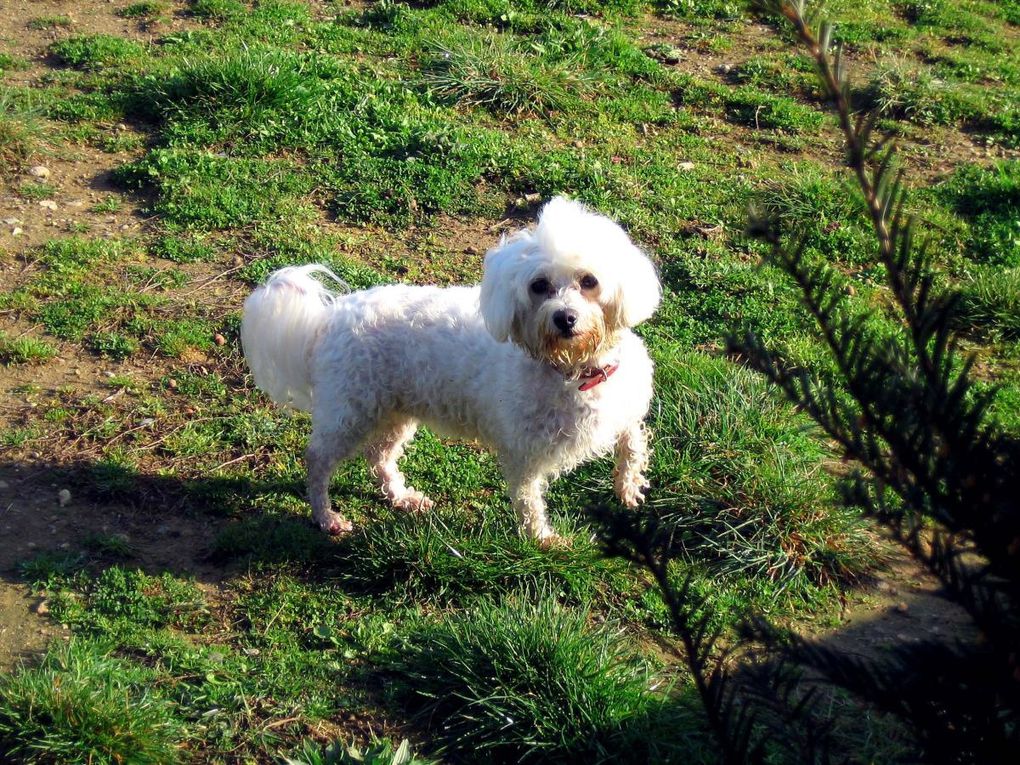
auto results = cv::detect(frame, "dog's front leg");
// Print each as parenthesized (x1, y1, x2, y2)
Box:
(613, 423, 650, 508)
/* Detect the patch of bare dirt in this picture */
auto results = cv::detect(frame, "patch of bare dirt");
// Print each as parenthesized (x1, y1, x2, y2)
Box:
(0, 0, 224, 672)
(805, 539, 977, 656)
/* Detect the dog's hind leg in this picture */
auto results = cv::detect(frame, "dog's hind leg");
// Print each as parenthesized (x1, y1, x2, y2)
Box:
(364, 417, 434, 512)
(306, 412, 373, 535)
(504, 466, 562, 548)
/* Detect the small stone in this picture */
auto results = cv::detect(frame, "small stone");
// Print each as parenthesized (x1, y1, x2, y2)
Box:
(39, 200, 58, 210)
(0, 480, 8, 490)
(58, 488, 72, 507)
(11, 227, 23, 236)
(678, 161, 696, 171)
(35, 601, 50, 616)
(167, 378, 178, 390)
(894, 601, 909, 614)
(214, 333, 226, 346)
(29, 165, 50, 179)
(2, 217, 20, 225)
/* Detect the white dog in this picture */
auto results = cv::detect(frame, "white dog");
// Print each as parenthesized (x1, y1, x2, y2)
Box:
(241, 197, 660, 546)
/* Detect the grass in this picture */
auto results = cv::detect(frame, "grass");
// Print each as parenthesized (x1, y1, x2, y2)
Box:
(50, 36, 146, 71)
(395, 596, 706, 762)
(0, 640, 183, 764)
(423, 33, 590, 117)
(27, 16, 73, 30)
(117, 1, 168, 18)
(1, 0, 1018, 761)
(0, 88, 42, 173)
(0, 333, 57, 365)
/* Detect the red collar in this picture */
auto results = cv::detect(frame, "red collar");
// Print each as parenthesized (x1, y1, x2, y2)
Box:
(577, 362, 619, 392)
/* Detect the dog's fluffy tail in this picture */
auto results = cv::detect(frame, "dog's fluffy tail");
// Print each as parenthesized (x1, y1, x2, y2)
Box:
(241, 265, 346, 412)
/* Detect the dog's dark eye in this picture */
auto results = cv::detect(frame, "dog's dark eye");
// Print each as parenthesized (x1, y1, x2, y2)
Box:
(530, 278, 551, 294)
(579, 274, 599, 290)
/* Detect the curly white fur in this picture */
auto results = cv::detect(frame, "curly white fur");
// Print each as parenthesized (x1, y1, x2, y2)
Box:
(241, 196, 660, 545)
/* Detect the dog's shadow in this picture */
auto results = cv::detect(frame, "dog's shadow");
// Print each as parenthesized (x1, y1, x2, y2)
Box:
(0, 457, 358, 584)
(0, 456, 606, 595)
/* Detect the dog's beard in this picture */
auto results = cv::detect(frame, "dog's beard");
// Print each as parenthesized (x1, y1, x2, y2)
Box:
(513, 310, 612, 376)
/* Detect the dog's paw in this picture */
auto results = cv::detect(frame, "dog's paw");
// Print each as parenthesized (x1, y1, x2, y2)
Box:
(535, 530, 572, 551)
(317, 512, 354, 536)
(616, 478, 649, 509)
(392, 490, 435, 514)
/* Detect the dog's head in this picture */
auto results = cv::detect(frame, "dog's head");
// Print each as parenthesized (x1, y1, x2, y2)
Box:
(480, 196, 660, 372)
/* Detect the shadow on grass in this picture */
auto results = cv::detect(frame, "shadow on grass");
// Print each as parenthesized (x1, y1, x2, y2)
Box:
(0, 456, 622, 606)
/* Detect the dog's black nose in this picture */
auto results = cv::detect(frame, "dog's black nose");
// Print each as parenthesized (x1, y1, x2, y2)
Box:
(553, 309, 578, 334)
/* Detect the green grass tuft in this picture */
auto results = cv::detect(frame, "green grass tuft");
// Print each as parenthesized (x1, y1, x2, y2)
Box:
(50, 35, 145, 70)
(27, 16, 73, 30)
(0, 640, 183, 765)
(0, 332, 57, 365)
(117, 1, 167, 18)
(646, 348, 873, 587)
(423, 32, 589, 117)
(396, 595, 703, 762)
(937, 160, 1020, 266)
(956, 266, 1020, 338)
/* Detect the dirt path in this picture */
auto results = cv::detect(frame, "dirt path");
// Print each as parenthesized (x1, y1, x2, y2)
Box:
(0, 0, 207, 672)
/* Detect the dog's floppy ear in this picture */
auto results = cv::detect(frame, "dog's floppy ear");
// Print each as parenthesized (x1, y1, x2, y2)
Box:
(480, 232, 530, 343)
(614, 244, 661, 328)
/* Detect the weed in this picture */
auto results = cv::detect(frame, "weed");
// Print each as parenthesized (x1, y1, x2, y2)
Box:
(115, 149, 316, 230)
(48, 566, 209, 636)
(152, 232, 217, 264)
(88, 331, 139, 359)
(0, 53, 29, 73)
(724, 86, 824, 132)
(18, 551, 88, 587)
(285, 737, 436, 765)
(659, 0, 744, 21)
(90, 198, 122, 213)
